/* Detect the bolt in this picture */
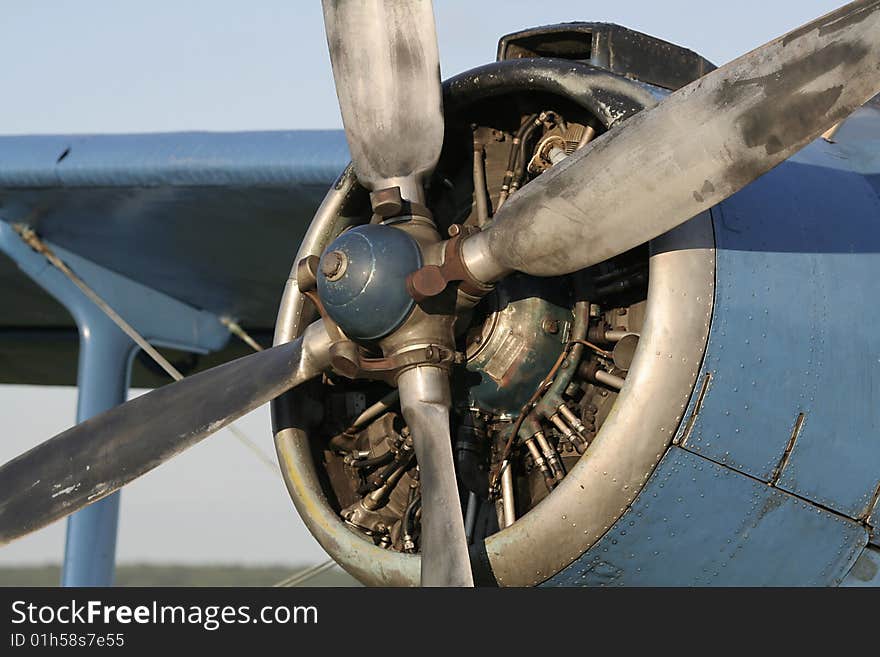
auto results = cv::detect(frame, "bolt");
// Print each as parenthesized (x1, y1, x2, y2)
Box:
(448, 224, 462, 237)
(542, 318, 560, 334)
(321, 250, 348, 281)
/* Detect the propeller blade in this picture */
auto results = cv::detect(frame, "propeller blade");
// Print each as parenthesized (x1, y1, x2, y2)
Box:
(397, 366, 473, 587)
(0, 321, 331, 545)
(461, 0, 880, 282)
(322, 0, 444, 205)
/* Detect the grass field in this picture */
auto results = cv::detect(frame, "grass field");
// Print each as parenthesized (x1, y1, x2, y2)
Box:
(0, 564, 361, 587)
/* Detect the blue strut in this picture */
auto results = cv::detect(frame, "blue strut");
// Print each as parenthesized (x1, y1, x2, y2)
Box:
(0, 222, 229, 586)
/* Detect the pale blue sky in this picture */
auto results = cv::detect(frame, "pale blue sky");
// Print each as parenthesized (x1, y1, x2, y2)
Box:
(0, 0, 844, 135)
(0, 0, 847, 568)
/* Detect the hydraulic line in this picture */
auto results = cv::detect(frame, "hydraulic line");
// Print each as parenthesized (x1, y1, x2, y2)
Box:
(498, 113, 539, 209)
(509, 117, 544, 194)
(473, 135, 491, 225)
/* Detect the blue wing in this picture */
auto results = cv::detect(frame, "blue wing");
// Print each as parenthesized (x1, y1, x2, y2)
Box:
(0, 130, 349, 385)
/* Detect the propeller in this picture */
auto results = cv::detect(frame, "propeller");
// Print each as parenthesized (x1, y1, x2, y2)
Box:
(321, 0, 444, 206)
(398, 366, 474, 587)
(322, 1, 472, 586)
(0, 321, 331, 545)
(2, 0, 878, 592)
(460, 0, 880, 283)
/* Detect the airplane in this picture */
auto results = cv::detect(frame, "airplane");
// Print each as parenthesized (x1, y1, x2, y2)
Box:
(0, 0, 879, 587)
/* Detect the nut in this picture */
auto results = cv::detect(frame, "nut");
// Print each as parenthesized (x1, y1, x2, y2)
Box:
(321, 250, 348, 281)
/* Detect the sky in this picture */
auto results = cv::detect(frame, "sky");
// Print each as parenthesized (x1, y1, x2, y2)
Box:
(0, 0, 846, 569)
(0, 0, 845, 135)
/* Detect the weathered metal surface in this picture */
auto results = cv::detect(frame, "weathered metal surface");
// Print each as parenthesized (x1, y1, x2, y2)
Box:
(275, 209, 715, 586)
(480, 215, 714, 586)
(272, 173, 424, 587)
(466, 276, 572, 417)
(443, 59, 660, 130)
(544, 448, 867, 586)
(280, 5, 880, 585)
(840, 545, 880, 586)
(317, 224, 422, 341)
(496, 22, 715, 91)
(398, 367, 473, 587)
(684, 131, 880, 519)
(0, 321, 330, 545)
(460, 2, 880, 283)
(322, 0, 443, 202)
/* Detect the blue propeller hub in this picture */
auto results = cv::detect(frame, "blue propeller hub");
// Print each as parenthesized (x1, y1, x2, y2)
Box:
(316, 224, 422, 342)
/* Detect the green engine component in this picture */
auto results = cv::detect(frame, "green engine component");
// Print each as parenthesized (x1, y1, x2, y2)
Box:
(465, 275, 572, 417)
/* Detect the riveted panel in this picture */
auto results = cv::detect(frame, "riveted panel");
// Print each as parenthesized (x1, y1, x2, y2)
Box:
(683, 137, 880, 519)
(543, 448, 866, 587)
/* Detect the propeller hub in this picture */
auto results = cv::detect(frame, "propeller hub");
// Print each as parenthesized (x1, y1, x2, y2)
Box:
(317, 224, 423, 342)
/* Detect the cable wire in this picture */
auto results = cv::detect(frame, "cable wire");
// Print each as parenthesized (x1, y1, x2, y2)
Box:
(13, 224, 279, 476)
(273, 560, 336, 587)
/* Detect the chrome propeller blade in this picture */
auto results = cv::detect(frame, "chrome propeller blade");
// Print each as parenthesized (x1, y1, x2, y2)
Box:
(461, 0, 880, 282)
(322, 0, 444, 203)
(0, 321, 331, 545)
(398, 366, 473, 587)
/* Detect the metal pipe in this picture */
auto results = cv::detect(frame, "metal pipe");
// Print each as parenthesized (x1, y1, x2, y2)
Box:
(525, 436, 555, 490)
(498, 113, 539, 211)
(348, 449, 395, 470)
(510, 118, 544, 194)
(62, 326, 132, 587)
(549, 413, 586, 455)
(534, 431, 565, 482)
(595, 369, 626, 390)
(549, 413, 576, 442)
(545, 300, 590, 401)
(473, 140, 491, 226)
(464, 491, 478, 543)
(558, 403, 588, 436)
(519, 298, 591, 449)
(350, 390, 400, 430)
(500, 461, 516, 528)
(363, 455, 413, 510)
(402, 484, 420, 553)
(604, 330, 635, 342)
